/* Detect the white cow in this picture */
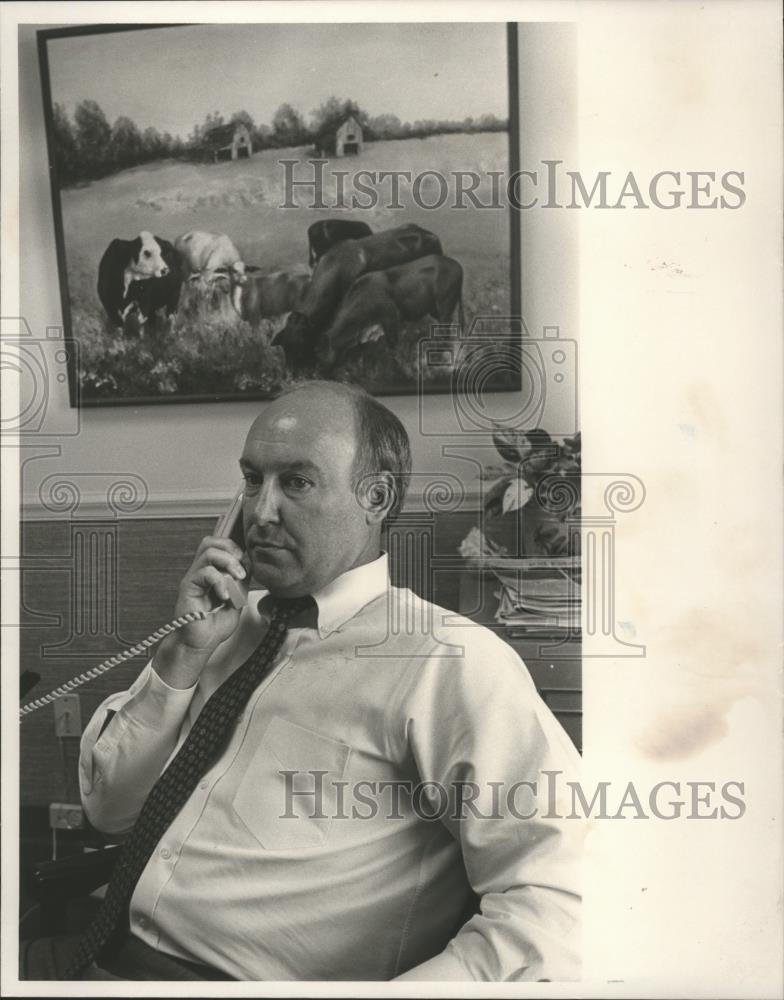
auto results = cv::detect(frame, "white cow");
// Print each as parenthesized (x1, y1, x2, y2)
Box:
(174, 231, 247, 313)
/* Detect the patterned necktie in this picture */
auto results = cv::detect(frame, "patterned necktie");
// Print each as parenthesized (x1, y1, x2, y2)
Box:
(66, 594, 317, 978)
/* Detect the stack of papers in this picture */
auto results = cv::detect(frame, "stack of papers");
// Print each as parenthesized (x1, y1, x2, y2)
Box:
(489, 560, 581, 632)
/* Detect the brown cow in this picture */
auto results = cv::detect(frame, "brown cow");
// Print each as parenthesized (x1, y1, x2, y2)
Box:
(315, 254, 464, 370)
(218, 264, 311, 324)
(307, 219, 372, 268)
(285, 223, 444, 336)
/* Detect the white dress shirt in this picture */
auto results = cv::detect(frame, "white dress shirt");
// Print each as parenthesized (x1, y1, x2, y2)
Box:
(79, 553, 582, 981)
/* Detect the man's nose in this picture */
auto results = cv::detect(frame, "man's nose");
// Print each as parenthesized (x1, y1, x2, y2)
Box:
(249, 482, 280, 524)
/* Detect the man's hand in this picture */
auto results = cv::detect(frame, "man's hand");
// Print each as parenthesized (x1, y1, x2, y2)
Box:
(154, 536, 248, 689)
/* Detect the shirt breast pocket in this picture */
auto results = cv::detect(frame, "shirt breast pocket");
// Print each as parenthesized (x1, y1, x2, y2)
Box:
(232, 715, 352, 850)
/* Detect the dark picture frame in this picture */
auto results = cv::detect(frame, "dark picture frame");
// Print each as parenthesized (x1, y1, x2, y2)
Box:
(38, 21, 521, 407)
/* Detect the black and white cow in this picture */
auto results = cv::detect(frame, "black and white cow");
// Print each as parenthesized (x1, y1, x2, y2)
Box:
(124, 239, 183, 332)
(97, 231, 171, 327)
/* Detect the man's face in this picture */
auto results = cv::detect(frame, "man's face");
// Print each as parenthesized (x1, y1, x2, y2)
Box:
(239, 388, 378, 597)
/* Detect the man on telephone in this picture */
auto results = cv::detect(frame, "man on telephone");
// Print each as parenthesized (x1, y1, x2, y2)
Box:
(22, 380, 581, 981)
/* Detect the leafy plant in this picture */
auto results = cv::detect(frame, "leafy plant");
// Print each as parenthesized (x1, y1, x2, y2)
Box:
(459, 426, 581, 559)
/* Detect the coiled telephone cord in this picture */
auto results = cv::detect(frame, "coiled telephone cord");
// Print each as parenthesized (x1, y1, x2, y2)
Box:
(19, 606, 223, 720)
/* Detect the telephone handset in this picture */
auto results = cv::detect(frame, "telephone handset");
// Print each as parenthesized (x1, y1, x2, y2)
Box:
(214, 487, 248, 610)
(215, 486, 245, 548)
(19, 489, 250, 719)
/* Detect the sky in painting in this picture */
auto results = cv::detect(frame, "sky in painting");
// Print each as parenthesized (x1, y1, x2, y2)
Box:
(45, 22, 509, 138)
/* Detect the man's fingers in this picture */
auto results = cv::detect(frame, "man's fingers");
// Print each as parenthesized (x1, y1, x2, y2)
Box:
(179, 536, 249, 615)
(194, 543, 247, 580)
(192, 566, 239, 604)
(194, 535, 245, 563)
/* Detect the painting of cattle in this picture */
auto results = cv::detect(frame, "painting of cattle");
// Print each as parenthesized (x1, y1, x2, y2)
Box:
(39, 21, 519, 404)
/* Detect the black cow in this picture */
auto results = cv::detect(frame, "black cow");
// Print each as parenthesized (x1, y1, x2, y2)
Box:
(307, 219, 372, 268)
(124, 239, 183, 332)
(316, 255, 464, 370)
(97, 231, 171, 327)
(279, 223, 444, 351)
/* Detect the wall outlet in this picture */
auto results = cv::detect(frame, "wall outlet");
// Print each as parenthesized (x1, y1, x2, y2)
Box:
(53, 694, 81, 737)
(49, 802, 84, 830)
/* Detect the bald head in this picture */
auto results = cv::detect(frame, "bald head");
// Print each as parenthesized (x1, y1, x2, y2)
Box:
(247, 382, 361, 474)
(238, 381, 407, 596)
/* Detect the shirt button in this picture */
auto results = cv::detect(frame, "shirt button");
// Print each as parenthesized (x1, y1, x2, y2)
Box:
(200, 779, 208, 789)
(138, 916, 149, 929)
(160, 847, 171, 860)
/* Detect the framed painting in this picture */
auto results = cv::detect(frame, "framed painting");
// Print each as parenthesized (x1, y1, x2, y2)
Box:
(38, 21, 521, 406)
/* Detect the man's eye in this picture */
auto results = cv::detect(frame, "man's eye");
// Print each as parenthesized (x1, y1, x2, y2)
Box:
(286, 475, 311, 491)
(242, 473, 262, 490)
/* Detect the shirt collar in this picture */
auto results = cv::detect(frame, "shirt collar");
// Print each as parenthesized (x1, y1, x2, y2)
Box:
(253, 552, 389, 638)
(311, 552, 389, 638)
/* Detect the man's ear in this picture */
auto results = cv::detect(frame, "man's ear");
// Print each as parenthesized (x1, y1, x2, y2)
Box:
(357, 472, 397, 525)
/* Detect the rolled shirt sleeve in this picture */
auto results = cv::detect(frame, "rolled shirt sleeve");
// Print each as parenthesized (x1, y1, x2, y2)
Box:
(79, 660, 197, 836)
(393, 628, 583, 982)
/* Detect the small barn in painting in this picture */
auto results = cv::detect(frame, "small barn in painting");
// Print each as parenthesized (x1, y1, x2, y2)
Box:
(315, 114, 364, 158)
(203, 123, 252, 163)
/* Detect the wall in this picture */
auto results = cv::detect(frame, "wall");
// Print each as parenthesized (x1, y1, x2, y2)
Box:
(16, 21, 577, 518)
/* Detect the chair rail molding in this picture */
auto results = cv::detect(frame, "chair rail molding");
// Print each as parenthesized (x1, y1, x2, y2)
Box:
(22, 479, 484, 521)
